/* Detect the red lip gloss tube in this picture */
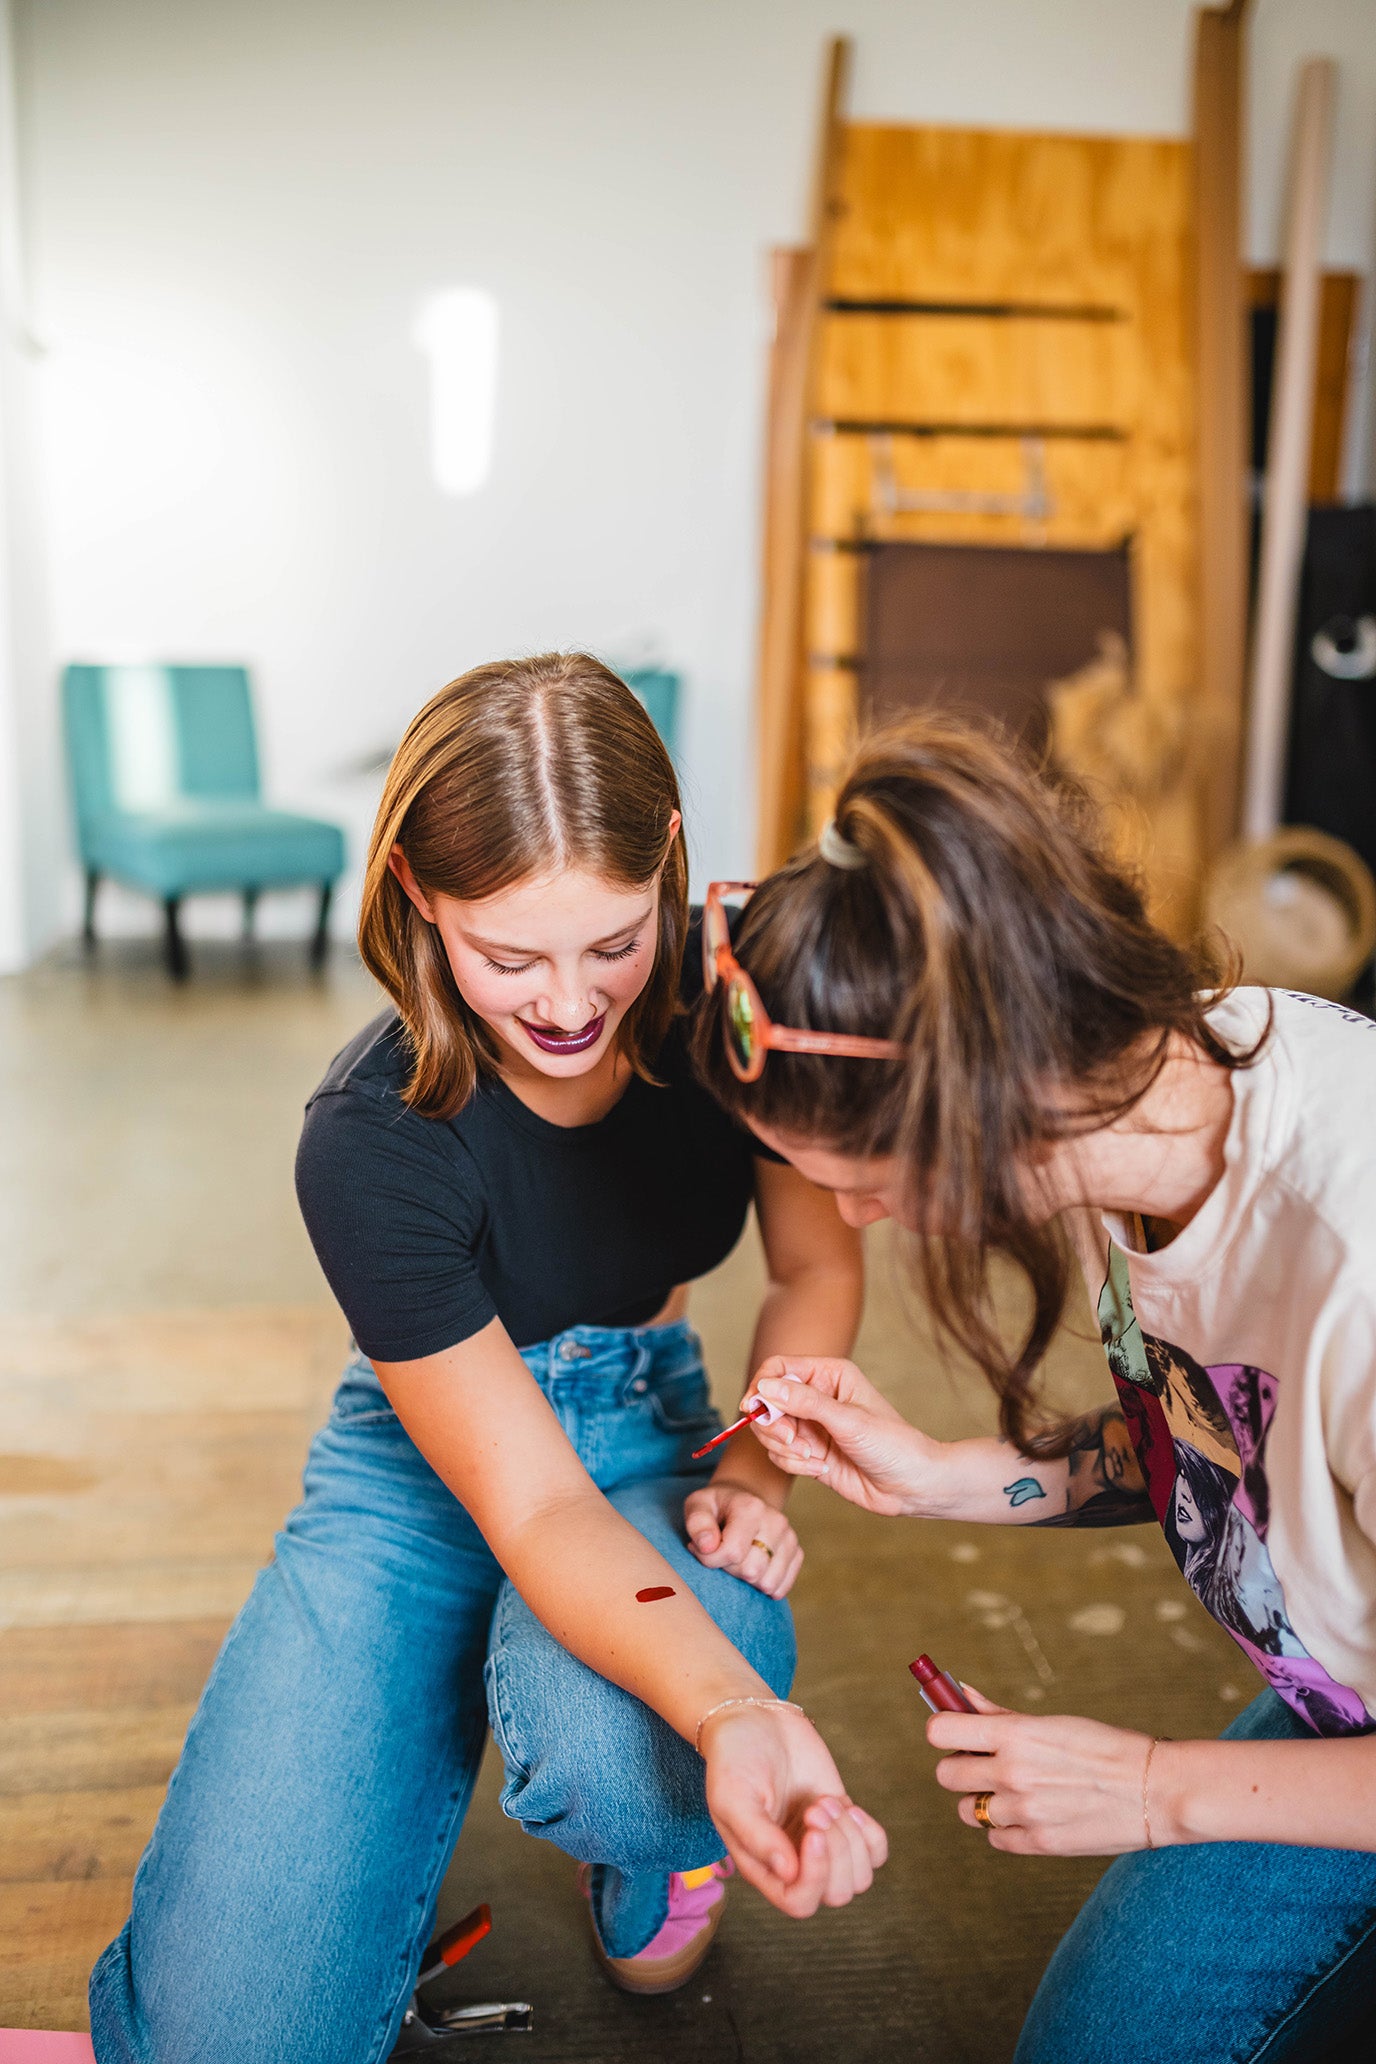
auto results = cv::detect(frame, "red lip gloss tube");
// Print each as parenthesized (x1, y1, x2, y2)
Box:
(909, 1652, 976, 1714)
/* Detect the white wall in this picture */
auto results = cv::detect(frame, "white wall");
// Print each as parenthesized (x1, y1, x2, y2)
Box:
(9, 0, 1376, 948)
(0, 0, 57, 972)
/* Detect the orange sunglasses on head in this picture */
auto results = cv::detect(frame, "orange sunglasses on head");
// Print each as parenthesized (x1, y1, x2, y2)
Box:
(703, 880, 906, 1082)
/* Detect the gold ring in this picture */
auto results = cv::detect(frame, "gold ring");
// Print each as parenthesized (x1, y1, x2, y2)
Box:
(751, 1537, 775, 1559)
(972, 1791, 997, 1831)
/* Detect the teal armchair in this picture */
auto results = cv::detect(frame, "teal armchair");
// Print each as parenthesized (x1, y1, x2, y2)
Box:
(63, 663, 346, 979)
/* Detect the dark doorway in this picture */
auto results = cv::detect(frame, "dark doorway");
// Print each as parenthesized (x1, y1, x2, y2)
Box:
(859, 539, 1133, 751)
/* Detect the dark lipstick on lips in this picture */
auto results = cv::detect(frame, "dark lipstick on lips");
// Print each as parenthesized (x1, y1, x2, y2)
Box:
(520, 1013, 606, 1056)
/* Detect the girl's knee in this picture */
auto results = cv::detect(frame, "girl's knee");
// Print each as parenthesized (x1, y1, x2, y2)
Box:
(486, 1627, 717, 1871)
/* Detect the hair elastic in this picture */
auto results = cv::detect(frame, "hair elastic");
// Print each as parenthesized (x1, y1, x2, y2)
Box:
(818, 818, 866, 870)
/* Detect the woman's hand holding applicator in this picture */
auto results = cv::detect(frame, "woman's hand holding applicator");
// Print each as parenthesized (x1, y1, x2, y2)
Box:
(742, 1355, 956, 1517)
(741, 1356, 1376, 1860)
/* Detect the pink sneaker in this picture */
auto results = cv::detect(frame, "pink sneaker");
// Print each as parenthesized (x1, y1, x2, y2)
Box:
(577, 1859, 733, 1995)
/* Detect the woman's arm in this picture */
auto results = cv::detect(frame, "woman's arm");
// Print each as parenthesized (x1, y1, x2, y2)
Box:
(746, 1358, 1154, 1526)
(374, 1321, 885, 1910)
(687, 1164, 866, 1593)
(928, 1688, 1376, 1853)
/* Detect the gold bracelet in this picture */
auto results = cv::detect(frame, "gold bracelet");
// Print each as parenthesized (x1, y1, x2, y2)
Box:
(1142, 1735, 1169, 1850)
(693, 1696, 806, 1756)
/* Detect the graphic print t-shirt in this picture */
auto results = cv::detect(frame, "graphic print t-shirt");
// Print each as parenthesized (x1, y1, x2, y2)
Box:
(1067, 988, 1376, 1736)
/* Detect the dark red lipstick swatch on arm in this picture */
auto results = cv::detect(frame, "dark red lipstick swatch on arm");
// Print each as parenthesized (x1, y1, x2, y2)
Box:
(635, 1586, 676, 1602)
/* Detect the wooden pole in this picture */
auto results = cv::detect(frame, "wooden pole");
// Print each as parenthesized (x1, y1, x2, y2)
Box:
(754, 36, 850, 874)
(755, 247, 813, 875)
(1192, 0, 1250, 860)
(1241, 57, 1336, 842)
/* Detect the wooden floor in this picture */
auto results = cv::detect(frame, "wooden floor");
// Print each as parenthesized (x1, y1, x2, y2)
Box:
(0, 1306, 346, 2030)
(0, 945, 1253, 2058)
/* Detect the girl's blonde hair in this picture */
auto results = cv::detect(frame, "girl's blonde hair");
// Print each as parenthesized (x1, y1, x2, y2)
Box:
(360, 653, 687, 1119)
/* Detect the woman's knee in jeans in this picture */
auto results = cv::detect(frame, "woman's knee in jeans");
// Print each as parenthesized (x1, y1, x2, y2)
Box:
(486, 1616, 719, 1872)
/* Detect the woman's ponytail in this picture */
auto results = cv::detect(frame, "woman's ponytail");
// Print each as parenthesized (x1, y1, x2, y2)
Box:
(694, 716, 1257, 1455)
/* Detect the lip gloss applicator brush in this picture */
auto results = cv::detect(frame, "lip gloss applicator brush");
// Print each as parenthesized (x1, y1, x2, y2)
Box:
(690, 1395, 784, 1461)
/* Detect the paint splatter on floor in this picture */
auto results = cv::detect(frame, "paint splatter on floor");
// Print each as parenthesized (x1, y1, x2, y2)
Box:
(1068, 1603, 1126, 1637)
(635, 1586, 676, 1602)
(1089, 1541, 1149, 1569)
(965, 1589, 1056, 1683)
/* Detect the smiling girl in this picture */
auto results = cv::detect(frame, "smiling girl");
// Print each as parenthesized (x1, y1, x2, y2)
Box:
(89, 654, 884, 2064)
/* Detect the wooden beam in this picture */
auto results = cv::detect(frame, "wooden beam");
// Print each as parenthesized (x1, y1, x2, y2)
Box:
(1192, 0, 1251, 861)
(755, 248, 813, 875)
(755, 36, 850, 873)
(1242, 57, 1336, 842)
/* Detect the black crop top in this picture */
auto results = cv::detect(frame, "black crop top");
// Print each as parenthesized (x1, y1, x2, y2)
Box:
(295, 916, 770, 1361)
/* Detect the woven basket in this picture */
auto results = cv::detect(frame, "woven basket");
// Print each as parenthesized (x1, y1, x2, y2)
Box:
(1203, 827, 1376, 1000)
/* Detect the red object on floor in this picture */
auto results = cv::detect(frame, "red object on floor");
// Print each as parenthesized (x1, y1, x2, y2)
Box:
(415, 1900, 495, 1986)
(434, 1903, 491, 1968)
(0, 2036, 97, 2062)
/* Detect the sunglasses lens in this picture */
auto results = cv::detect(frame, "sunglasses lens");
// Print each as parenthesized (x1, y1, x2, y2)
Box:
(725, 974, 759, 1078)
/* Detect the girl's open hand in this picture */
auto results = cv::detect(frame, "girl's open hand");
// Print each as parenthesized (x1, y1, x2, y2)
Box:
(684, 1481, 802, 1597)
(744, 1357, 945, 1518)
(700, 1699, 888, 1916)
(929, 1682, 1156, 1856)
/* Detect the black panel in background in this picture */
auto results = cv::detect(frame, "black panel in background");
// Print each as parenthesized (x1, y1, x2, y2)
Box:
(1251, 305, 1278, 475)
(1283, 504, 1376, 878)
(1249, 306, 1279, 598)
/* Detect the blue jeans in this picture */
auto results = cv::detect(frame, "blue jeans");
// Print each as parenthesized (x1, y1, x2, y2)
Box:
(1015, 1691, 1376, 2063)
(89, 1320, 795, 2064)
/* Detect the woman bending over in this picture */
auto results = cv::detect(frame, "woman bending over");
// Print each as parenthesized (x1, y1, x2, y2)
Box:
(695, 716, 1376, 2064)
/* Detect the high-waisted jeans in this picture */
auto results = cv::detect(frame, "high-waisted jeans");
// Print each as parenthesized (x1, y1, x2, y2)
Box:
(1015, 1690, 1376, 2063)
(88, 1319, 795, 2064)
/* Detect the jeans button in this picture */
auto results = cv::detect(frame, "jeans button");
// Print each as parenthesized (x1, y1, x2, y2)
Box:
(631, 1377, 648, 1394)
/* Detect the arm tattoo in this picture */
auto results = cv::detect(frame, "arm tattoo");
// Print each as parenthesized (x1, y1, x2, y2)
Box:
(1025, 1406, 1155, 1528)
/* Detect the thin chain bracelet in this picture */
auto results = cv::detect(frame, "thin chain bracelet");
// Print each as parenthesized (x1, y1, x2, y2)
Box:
(1142, 1735, 1171, 1849)
(694, 1696, 806, 1756)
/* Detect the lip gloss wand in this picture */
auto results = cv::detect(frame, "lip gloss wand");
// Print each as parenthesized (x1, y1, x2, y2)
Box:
(690, 1396, 781, 1461)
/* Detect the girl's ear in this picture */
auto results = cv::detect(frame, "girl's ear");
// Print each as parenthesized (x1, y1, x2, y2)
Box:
(387, 844, 437, 923)
(667, 807, 683, 846)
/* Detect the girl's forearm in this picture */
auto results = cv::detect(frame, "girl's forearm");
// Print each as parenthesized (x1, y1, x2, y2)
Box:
(747, 1263, 864, 1377)
(499, 1489, 772, 1741)
(1157, 1734, 1376, 1849)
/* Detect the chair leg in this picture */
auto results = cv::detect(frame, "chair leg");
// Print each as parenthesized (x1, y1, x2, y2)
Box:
(82, 869, 100, 949)
(163, 896, 189, 981)
(242, 888, 259, 941)
(311, 882, 333, 971)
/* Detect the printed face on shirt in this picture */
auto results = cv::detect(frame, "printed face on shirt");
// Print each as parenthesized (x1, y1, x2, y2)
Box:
(418, 868, 661, 1079)
(1171, 1472, 1206, 1545)
(1098, 1241, 1374, 1737)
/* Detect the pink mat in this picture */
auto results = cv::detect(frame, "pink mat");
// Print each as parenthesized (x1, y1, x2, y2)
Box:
(0, 2036, 96, 2061)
